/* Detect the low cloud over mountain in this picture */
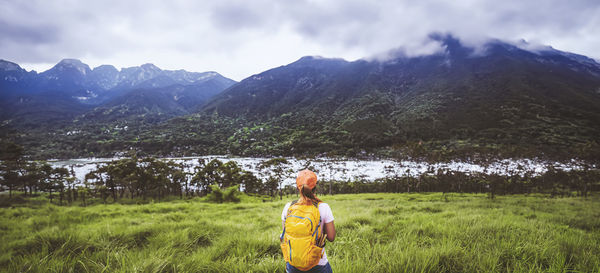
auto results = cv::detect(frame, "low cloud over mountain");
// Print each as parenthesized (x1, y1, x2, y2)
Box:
(2, 0, 599, 80)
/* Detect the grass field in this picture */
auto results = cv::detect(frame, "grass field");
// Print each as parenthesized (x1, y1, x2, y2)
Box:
(1, 193, 599, 273)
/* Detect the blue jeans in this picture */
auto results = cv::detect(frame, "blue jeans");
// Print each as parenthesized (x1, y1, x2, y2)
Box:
(286, 262, 332, 273)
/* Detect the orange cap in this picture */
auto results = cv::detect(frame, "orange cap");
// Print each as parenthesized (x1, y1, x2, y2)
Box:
(296, 169, 317, 189)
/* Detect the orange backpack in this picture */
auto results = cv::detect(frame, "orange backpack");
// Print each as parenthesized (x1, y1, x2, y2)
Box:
(280, 200, 326, 271)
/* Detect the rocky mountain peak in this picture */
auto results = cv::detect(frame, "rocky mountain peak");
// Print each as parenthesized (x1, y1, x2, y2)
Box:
(0, 59, 23, 71)
(53, 58, 92, 75)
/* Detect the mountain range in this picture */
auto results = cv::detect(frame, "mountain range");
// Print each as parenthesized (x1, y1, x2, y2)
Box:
(1, 34, 600, 160)
(0, 59, 236, 126)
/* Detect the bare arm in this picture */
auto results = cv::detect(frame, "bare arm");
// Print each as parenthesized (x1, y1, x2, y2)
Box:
(323, 221, 336, 242)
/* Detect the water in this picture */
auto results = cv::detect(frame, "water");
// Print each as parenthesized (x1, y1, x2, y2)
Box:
(49, 156, 590, 186)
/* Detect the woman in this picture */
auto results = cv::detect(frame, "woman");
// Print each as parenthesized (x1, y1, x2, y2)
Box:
(281, 169, 336, 273)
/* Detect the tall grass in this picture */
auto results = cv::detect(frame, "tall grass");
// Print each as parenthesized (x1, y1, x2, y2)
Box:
(1, 193, 599, 272)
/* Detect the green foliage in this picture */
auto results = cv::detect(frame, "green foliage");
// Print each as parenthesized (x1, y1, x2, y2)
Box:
(258, 158, 292, 198)
(206, 184, 241, 203)
(0, 141, 24, 198)
(1, 155, 272, 207)
(0, 140, 23, 161)
(192, 158, 263, 196)
(222, 186, 241, 203)
(0, 193, 599, 272)
(193, 159, 240, 190)
(3, 153, 600, 209)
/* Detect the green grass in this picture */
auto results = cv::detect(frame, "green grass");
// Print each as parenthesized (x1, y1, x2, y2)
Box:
(1, 193, 599, 272)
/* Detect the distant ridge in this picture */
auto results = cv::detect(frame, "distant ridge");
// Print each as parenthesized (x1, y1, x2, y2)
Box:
(0, 59, 236, 127)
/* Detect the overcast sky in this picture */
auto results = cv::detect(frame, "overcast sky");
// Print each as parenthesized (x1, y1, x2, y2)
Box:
(1, 0, 599, 81)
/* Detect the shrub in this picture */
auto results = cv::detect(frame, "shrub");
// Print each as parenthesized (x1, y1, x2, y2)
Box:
(206, 184, 241, 203)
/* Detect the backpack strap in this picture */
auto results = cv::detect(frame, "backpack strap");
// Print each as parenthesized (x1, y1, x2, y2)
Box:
(280, 200, 297, 240)
(286, 200, 298, 218)
(283, 200, 298, 219)
(313, 201, 323, 245)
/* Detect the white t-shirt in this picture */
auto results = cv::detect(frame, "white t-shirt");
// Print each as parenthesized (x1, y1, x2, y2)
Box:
(281, 201, 334, 266)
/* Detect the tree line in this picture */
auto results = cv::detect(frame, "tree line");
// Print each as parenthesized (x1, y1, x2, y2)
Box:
(0, 141, 295, 205)
(2, 140, 599, 206)
(295, 166, 600, 199)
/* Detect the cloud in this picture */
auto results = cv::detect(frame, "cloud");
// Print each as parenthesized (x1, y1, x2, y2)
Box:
(0, 20, 59, 44)
(1, 0, 599, 80)
(210, 2, 271, 30)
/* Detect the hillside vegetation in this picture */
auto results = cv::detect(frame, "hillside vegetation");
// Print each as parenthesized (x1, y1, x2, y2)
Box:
(198, 37, 600, 161)
(2, 36, 600, 161)
(1, 193, 599, 272)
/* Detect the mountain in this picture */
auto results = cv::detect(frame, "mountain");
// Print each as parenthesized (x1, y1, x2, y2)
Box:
(203, 56, 367, 118)
(78, 75, 235, 123)
(0, 93, 92, 127)
(37, 59, 93, 97)
(3, 35, 600, 160)
(0, 59, 38, 97)
(87, 65, 120, 92)
(0, 59, 236, 128)
(88, 64, 235, 104)
(111, 63, 163, 91)
(199, 35, 600, 160)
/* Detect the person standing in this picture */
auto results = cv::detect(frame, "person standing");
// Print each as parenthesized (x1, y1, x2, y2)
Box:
(280, 169, 336, 273)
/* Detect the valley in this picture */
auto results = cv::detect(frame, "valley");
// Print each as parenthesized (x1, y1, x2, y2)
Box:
(3, 2, 600, 273)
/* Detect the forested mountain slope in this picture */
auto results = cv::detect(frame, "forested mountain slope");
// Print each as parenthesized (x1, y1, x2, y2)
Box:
(2, 35, 599, 160)
(196, 35, 600, 160)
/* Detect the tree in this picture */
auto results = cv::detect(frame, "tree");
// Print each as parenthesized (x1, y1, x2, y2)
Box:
(41, 165, 69, 204)
(192, 159, 223, 195)
(0, 141, 24, 198)
(259, 158, 292, 199)
(78, 186, 89, 206)
(174, 161, 193, 198)
(239, 170, 262, 194)
(85, 167, 104, 200)
(169, 161, 188, 199)
(55, 168, 69, 205)
(21, 161, 46, 197)
(113, 157, 141, 199)
(192, 159, 245, 195)
(141, 157, 173, 200)
(64, 166, 78, 203)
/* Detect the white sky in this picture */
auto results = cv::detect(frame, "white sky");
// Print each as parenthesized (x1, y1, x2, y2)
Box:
(1, 0, 599, 81)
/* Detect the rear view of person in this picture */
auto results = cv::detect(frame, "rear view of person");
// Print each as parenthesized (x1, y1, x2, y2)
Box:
(280, 169, 336, 273)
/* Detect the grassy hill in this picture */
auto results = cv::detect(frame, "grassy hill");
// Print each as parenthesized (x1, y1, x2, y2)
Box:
(1, 193, 599, 272)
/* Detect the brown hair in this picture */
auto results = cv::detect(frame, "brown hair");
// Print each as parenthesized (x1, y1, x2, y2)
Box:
(298, 184, 322, 205)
